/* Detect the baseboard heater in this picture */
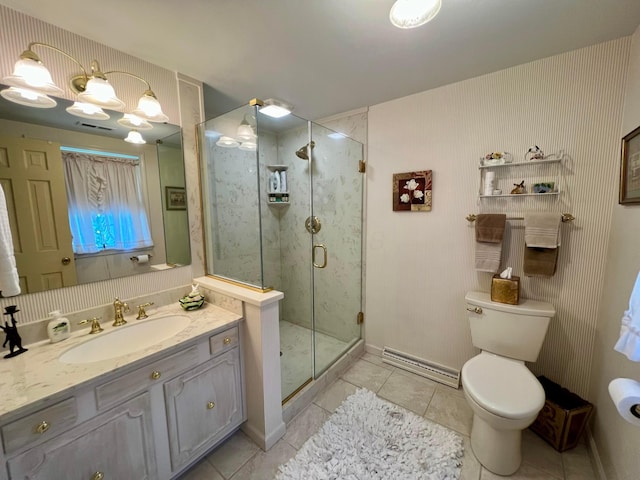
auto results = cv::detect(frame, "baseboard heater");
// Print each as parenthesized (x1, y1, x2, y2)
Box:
(382, 347, 460, 389)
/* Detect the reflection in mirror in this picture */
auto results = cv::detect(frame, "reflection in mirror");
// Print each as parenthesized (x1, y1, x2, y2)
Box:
(0, 91, 190, 296)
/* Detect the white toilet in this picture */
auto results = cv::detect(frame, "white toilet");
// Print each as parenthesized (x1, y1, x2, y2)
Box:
(461, 291, 555, 476)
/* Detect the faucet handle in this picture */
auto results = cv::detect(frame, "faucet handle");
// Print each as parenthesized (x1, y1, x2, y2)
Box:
(136, 302, 154, 320)
(79, 317, 104, 334)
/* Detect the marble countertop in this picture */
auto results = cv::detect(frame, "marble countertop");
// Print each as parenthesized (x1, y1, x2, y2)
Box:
(0, 301, 242, 421)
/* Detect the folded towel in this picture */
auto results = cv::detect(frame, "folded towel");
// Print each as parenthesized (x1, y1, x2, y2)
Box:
(475, 241, 502, 272)
(0, 184, 20, 297)
(475, 214, 506, 243)
(614, 271, 640, 361)
(524, 246, 559, 277)
(524, 213, 560, 248)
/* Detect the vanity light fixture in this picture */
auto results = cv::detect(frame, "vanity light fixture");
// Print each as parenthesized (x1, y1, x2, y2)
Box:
(238, 141, 257, 151)
(389, 0, 442, 29)
(1, 42, 169, 124)
(259, 98, 293, 118)
(66, 101, 110, 120)
(117, 113, 153, 130)
(237, 117, 256, 142)
(216, 136, 240, 148)
(124, 130, 146, 144)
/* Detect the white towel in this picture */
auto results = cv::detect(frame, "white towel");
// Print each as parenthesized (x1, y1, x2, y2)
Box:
(0, 184, 20, 297)
(614, 271, 640, 361)
(524, 213, 561, 248)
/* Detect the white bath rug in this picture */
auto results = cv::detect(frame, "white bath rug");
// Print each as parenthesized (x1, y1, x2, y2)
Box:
(276, 388, 464, 480)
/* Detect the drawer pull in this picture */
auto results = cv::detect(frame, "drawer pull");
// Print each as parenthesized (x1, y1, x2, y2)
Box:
(223, 337, 232, 345)
(91, 472, 104, 480)
(207, 401, 215, 409)
(151, 371, 161, 380)
(35, 420, 50, 434)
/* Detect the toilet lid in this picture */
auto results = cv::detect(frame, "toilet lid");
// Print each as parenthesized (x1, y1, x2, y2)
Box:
(462, 353, 545, 420)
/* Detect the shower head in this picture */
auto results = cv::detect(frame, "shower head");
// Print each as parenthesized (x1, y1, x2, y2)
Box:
(295, 141, 315, 160)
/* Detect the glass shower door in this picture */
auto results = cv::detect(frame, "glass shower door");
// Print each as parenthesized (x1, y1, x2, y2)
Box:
(310, 124, 364, 377)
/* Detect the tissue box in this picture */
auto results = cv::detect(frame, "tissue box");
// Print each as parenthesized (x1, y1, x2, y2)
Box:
(491, 274, 520, 305)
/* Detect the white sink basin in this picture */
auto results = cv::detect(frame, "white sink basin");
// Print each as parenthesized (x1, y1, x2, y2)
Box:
(59, 315, 191, 364)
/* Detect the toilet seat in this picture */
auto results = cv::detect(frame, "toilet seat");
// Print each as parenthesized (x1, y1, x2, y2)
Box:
(462, 352, 545, 420)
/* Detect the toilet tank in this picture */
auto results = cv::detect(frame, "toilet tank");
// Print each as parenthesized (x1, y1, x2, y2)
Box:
(465, 291, 555, 362)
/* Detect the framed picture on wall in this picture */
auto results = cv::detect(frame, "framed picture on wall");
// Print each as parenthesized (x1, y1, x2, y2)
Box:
(620, 125, 640, 205)
(392, 170, 433, 211)
(166, 186, 187, 210)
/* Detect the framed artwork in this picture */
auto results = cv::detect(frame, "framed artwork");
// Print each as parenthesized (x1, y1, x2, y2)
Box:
(166, 186, 187, 210)
(393, 170, 432, 211)
(620, 125, 640, 205)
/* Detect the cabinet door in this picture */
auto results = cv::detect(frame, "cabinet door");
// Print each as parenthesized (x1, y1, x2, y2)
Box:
(164, 348, 244, 470)
(7, 394, 156, 480)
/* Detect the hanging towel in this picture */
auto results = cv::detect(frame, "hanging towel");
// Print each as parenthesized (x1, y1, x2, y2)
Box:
(475, 214, 506, 272)
(614, 271, 640, 361)
(524, 213, 561, 248)
(523, 246, 559, 277)
(0, 184, 20, 297)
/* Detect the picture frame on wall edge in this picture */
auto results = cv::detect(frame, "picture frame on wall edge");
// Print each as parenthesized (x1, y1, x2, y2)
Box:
(620, 125, 640, 205)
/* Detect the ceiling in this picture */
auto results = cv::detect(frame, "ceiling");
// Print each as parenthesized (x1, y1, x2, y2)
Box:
(2, 0, 640, 121)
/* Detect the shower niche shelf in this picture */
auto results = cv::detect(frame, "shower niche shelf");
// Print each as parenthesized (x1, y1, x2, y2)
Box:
(267, 164, 289, 205)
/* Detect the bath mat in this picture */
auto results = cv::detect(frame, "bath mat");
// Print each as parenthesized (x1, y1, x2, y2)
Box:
(276, 388, 463, 480)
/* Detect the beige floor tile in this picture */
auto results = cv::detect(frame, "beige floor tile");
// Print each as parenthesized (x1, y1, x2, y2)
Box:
(360, 351, 385, 366)
(521, 429, 564, 479)
(341, 358, 393, 392)
(377, 370, 437, 416)
(424, 387, 473, 436)
(282, 403, 330, 450)
(207, 430, 260, 479)
(460, 434, 481, 480)
(481, 462, 558, 479)
(562, 443, 597, 480)
(230, 440, 297, 480)
(177, 459, 224, 480)
(313, 378, 358, 413)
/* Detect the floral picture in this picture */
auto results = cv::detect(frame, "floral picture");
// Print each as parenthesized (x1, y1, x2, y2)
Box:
(392, 170, 432, 212)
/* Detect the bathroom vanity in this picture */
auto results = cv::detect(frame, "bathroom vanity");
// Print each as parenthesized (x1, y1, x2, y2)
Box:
(0, 302, 245, 480)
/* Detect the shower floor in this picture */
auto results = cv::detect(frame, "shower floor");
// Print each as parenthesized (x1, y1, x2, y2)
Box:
(279, 320, 351, 401)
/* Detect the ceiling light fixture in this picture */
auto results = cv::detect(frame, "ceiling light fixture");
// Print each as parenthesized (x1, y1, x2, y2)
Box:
(389, 0, 442, 29)
(259, 98, 292, 118)
(1, 42, 169, 124)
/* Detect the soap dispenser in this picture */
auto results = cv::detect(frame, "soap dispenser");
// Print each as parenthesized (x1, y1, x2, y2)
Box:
(47, 310, 71, 343)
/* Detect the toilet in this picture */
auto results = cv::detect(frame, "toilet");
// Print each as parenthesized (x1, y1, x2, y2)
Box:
(461, 291, 555, 476)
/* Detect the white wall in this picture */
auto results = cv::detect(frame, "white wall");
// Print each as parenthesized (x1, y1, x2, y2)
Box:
(366, 38, 630, 399)
(590, 24, 640, 480)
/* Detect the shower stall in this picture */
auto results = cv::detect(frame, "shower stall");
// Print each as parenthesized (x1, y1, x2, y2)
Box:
(197, 101, 364, 402)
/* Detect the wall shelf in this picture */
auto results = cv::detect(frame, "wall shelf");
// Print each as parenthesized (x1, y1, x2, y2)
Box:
(480, 192, 560, 198)
(478, 157, 562, 170)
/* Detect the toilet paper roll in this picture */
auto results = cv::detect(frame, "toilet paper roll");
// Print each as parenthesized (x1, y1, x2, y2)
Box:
(135, 254, 149, 264)
(609, 378, 640, 426)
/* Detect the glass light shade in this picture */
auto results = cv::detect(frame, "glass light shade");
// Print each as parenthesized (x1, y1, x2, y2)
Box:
(216, 136, 239, 148)
(124, 130, 146, 144)
(238, 141, 257, 151)
(117, 113, 153, 130)
(389, 0, 442, 29)
(236, 123, 255, 141)
(132, 93, 169, 123)
(0, 86, 56, 108)
(66, 102, 110, 120)
(2, 58, 64, 95)
(77, 77, 125, 110)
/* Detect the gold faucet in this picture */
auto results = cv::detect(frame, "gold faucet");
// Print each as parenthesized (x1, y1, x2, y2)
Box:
(113, 297, 130, 326)
(136, 302, 154, 320)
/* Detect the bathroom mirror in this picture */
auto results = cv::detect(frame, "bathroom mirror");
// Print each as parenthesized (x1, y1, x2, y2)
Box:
(0, 89, 191, 295)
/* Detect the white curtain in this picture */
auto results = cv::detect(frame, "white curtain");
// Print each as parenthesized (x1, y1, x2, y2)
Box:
(62, 151, 153, 254)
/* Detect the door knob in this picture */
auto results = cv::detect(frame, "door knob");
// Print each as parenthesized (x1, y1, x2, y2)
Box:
(62, 257, 71, 265)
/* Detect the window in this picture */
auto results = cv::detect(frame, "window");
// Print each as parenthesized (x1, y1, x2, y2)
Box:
(61, 148, 153, 254)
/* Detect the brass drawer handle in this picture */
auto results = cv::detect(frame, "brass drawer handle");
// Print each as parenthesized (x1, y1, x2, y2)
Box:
(91, 472, 104, 480)
(151, 371, 161, 380)
(207, 401, 215, 409)
(35, 420, 50, 434)
(223, 337, 231, 345)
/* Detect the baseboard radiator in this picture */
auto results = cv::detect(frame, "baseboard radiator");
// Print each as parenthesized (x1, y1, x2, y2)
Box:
(382, 347, 460, 388)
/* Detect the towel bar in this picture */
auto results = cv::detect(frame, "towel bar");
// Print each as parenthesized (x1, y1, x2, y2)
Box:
(465, 213, 575, 223)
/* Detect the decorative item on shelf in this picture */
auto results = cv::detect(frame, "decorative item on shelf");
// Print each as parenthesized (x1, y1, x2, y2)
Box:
(392, 170, 433, 212)
(511, 180, 526, 194)
(481, 151, 513, 166)
(1, 305, 28, 358)
(525, 145, 545, 161)
(492, 189, 502, 195)
(179, 284, 205, 311)
(533, 182, 555, 194)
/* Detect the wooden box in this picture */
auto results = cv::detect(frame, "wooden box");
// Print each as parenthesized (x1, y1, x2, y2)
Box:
(490, 274, 520, 305)
(529, 376, 594, 452)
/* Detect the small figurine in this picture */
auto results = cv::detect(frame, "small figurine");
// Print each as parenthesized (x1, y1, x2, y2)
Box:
(511, 181, 526, 194)
(1, 306, 28, 358)
(525, 145, 545, 161)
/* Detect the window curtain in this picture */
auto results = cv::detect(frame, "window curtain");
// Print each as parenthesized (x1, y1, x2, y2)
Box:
(62, 151, 153, 254)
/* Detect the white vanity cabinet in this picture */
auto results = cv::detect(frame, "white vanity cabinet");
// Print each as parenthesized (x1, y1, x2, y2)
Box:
(0, 320, 245, 480)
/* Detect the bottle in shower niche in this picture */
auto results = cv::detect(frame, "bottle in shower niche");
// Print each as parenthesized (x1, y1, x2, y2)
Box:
(47, 310, 71, 343)
(269, 172, 281, 193)
(280, 170, 287, 192)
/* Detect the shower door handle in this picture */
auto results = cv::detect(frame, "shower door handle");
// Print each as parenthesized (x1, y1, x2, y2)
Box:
(313, 244, 327, 268)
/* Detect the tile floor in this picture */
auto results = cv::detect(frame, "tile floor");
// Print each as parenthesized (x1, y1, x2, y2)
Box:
(179, 353, 598, 480)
